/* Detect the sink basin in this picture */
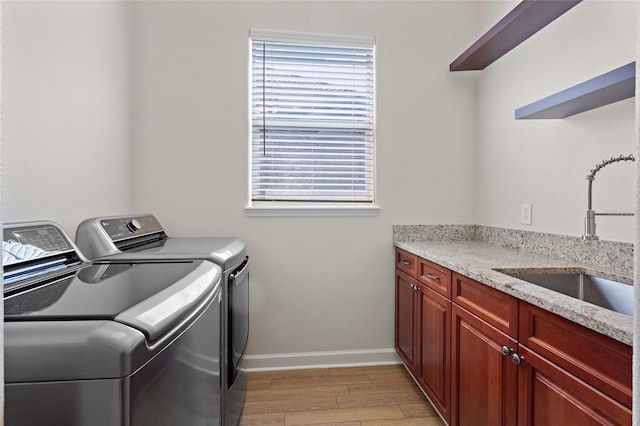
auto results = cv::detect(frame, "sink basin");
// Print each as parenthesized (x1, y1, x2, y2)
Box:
(502, 271, 633, 316)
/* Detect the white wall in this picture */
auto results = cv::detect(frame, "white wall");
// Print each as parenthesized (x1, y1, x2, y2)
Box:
(474, 0, 637, 242)
(2, 1, 134, 235)
(130, 1, 479, 364)
(2, 0, 637, 370)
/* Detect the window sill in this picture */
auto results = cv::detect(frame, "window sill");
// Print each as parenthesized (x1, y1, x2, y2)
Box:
(244, 203, 380, 218)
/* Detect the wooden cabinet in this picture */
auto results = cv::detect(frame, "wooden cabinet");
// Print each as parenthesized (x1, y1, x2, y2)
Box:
(395, 248, 452, 423)
(518, 301, 631, 425)
(450, 274, 631, 426)
(452, 303, 518, 426)
(418, 284, 451, 422)
(518, 345, 631, 426)
(395, 268, 419, 373)
(394, 246, 632, 426)
(451, 273, 518, 426)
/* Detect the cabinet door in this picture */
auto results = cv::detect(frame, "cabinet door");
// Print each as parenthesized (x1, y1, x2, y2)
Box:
(418, 284, 451, 423)
(395, 269, 418, 373)
(518, 345, 631, 426)
(452, 304, 517, 426)
(519, 301, 631, 408)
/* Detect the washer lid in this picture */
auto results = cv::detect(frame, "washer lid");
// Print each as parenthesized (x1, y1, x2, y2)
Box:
(4, 260, 221, 341)
(76, 214, 247, 269)
(98, 237, 247, 270)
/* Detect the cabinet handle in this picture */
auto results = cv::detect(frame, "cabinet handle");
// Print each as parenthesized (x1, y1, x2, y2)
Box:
(426, 272, 440, 281)
(511, 353, 524, 365)
(501, 346, 513, 357)
(400, 260, 411, 266)
(410, 284, 419, 293)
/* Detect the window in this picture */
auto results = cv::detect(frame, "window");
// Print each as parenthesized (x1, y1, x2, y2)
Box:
(248, 30, 377, 216)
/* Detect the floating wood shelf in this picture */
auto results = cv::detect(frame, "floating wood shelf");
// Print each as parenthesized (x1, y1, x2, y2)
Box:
(450, 0, 582, 71)
(515, 62, 635, 119)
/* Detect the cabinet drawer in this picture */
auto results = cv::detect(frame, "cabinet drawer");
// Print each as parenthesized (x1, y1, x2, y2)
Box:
(395, 247, 418, 277)
(453, 273, 518, 338)
(418, 258, 452, 297)
(519, 302, 632, 408)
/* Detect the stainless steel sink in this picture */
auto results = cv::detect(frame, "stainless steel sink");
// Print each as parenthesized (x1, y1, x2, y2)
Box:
(502, 271, 633, 316)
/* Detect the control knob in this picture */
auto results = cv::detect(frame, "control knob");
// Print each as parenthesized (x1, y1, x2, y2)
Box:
(127, 219, 142, 233)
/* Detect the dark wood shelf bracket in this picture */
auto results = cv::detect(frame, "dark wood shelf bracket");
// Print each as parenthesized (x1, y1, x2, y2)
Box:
(450, 0, 582, 71)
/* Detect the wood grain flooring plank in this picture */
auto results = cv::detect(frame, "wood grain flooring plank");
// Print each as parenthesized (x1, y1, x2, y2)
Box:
(271, 374, 372, 390)
(240, 365, 445, 426)
(238, 412, 285, 425)
(246, 385, 349, 402)
(329, 365, 405, 376)
(300, 423, 361, 426)
(247, 379, 273, 391)
(284, 406, 405, 425)
(361, 417, 444, 426)
(336, 391, 426, 409)
(368, 372, 416, 383)
(248, 369, 331, 381)
(346, 381, 420, 395)
(398, 402, 440, 418)
(242, 396, 338, 415)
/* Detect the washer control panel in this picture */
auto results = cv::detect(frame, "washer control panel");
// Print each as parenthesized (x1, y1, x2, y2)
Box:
(5, 224, 72, 253)
(99, 215, 164, 242)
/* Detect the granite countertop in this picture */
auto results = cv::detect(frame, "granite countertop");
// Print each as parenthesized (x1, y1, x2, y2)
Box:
(394, 239, 633, 346)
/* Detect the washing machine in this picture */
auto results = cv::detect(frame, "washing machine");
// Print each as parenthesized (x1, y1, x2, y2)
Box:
(76, 214, 249, 426)
(3, 221, 223, 426)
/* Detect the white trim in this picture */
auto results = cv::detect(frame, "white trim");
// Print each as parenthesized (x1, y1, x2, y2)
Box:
(241, 348, 401, 372)
(244, 203, 380, 218)
(250, 28, 375, 48)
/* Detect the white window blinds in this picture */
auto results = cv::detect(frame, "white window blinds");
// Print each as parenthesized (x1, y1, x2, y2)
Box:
(250, 30, 375, 203)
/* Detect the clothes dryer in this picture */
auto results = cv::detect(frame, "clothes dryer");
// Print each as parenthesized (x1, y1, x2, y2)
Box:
(4, 221, 223, 426)
(76, 214, 249, 426)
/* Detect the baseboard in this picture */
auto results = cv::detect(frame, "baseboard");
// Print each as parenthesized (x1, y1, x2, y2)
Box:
(242, 348, 401, 372)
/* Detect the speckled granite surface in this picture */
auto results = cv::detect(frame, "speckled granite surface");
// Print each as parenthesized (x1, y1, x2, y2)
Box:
(393, 225, 634, 346)
(393, 225, 633, 276)
(392, 224, 479, 242)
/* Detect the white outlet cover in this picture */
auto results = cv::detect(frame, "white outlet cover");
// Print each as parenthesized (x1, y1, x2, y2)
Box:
(521, 203, 532, 225)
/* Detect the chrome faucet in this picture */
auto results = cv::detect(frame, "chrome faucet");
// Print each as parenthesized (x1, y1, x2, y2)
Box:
(582, 154, 635, 241)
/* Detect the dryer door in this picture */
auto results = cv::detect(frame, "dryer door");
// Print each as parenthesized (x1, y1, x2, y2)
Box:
(228, 257, 249, 386)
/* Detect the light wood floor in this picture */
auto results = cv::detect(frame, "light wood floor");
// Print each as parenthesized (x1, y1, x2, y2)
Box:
(239, 364, 446, 426)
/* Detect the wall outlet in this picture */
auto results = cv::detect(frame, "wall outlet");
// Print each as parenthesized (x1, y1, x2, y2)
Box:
(521, 203, 532, 225)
